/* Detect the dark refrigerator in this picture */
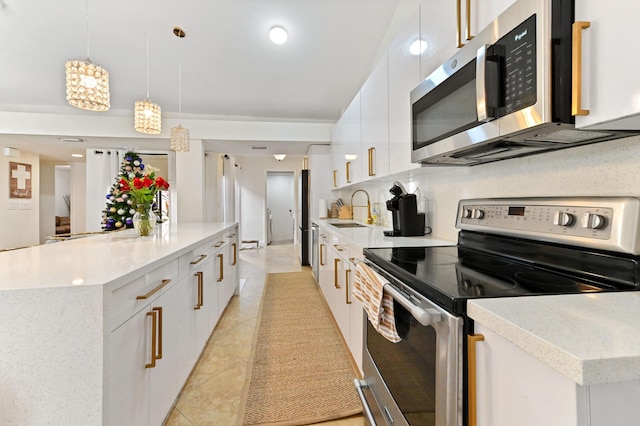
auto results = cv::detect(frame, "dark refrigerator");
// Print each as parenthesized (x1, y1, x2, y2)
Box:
(298, 169, 310, 266)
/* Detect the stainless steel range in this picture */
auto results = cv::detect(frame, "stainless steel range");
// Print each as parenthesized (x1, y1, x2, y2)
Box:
(355, 197, 640, 426)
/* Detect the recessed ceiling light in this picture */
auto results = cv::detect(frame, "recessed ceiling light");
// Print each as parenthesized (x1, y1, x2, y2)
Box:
(269, 26, 288, 45)
(71, 154, 84, 158)
(410, 39, 427, 55)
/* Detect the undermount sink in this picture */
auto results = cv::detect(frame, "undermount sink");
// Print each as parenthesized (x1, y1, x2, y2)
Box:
(331, 222, 367, 228)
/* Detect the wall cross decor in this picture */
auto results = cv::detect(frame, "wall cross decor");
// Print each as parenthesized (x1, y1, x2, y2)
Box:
(9, 162, 32, 199)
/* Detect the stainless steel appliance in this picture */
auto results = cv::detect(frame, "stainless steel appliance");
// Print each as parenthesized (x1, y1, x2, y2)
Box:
(355, 197, 640, 426)
(298, 169, 311, 265)
(410, 0, 637, 166)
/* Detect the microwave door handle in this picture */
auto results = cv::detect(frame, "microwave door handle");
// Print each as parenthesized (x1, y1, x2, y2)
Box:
(476, 44, 494, 123)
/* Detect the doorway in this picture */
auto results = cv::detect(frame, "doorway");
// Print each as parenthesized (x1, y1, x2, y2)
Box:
(266, 171, 295, 245)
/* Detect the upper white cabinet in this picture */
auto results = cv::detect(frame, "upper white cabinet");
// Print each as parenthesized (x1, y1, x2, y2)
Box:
(331, 93, 362, 188)
(388, 8, 422, 175)
(420, 0, 459, 80)
(575, 2, 640, 130)
(360, 53, 390, 180)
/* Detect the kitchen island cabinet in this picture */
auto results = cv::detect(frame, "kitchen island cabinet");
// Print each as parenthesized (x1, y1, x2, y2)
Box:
(469, 294, 640, 426)
(0, 223, 238, 425)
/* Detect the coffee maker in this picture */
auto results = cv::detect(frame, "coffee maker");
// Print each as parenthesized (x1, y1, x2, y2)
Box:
(383, 181, 426, 237)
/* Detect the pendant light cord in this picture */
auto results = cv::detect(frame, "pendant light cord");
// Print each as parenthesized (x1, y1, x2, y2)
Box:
(145, 0, 150, 99)
(178, 37, 182, 122)
(85, 0, 91, 60)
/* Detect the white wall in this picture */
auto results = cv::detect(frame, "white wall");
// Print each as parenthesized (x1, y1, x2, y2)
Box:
(334, 135, 640, 243)
(0, 150, 40, 249)
(70, 162, 86, 234)
(176, 140, 205, 223)
(237, 155, 303, 246)
(55, 166, 71, 217)
(40, 163, 56, 242)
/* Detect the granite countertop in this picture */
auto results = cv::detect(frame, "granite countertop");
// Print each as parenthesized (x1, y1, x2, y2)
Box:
(468, 292, 640, 386)
(315, 218, 455, 249)
(0, 222, 236, 291)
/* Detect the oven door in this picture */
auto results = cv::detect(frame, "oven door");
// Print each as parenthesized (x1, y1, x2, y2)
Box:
(354, 264, 464, 426)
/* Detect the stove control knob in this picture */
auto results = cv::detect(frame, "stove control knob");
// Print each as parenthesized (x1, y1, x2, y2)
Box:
(553, 211, 574, 227)
(581, 213, 606, 229)
(462, 208, 473, 219)
(472, 209, 485, 219)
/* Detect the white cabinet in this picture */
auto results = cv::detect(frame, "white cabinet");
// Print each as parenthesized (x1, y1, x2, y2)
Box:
(419, 0, 459, 80)
(331, 94, 361, 188)
(575, 2, 640, 130)
(472, 323, 640, 426)
(360, 53, 390, 180)
(388, 8, 422, 174)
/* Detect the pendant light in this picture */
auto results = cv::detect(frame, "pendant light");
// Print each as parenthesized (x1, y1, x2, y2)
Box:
(170, 26, 190, 152)
(134, 0, 161, 134)
(65, 0, 110, 112)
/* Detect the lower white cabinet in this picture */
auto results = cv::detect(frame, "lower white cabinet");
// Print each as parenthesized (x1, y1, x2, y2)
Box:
(473, 323, 640, 426)
(109, 225, 238, 425)
(317, 226, 364, 375)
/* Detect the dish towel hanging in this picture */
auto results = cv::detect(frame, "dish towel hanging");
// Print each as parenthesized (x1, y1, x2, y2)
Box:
(353, 262, 401, 343)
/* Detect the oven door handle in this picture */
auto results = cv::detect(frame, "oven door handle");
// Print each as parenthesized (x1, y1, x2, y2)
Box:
(353, 379, 378, 426)
(385, 283, 442, 326)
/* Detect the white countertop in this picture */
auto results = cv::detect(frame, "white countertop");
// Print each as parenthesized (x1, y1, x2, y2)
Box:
(315, 219, 455, 249)
(468, 292, 640, 386)
(0, 222, 236, 291)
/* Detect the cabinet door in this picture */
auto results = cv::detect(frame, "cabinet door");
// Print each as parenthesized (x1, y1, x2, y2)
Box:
(216, 246, 235, 315)
(318, 230, 333, 295)
(193, 257, 218, 355)
(360, 53, 390, 180)
(575, 2, 640, 129)
(473, 324, 580, 426)
(388, 8, 422, 174)
(329, 246, 351, 344)
(347, 249, 364, 375)
(109, 307, 151, 426)
(420, 0, 458, 80)
(149, 277, 195, 426)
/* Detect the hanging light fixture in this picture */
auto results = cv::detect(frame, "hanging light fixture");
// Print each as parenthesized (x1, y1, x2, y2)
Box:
(170, 26, 190, 152)
(134, 0, 161, 134)
(273, 154, 286, 161)
(65, 0, 110, 112)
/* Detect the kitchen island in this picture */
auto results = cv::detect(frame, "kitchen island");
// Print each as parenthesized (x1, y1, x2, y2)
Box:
(0, 223, 238, 425)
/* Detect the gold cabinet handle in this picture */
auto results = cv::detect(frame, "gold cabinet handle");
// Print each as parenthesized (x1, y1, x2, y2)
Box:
(468, 334, 485, 426)
(572, 21, 591, 116)
(145, 310, 157, 368)
(232, 242, 237, 265)
(320, 243, 325, 266)
(334, 258, 341, 289)
(333, 170, 337, 188)
(346, 161, 351, 183)
(217, 253, 224, 282)
(345, 269, 352, 304)
(137, 279, 172, 300)
(153, 306, 163, 360)
(456, 0, 464, 47)
(190, 254, 207, 265)
(333, 244, 344, 252)
(465, 0, 473, 41)
(368, 147, 375, 176)
(194, 271, 203, 310)
(214, 240, 224, 248)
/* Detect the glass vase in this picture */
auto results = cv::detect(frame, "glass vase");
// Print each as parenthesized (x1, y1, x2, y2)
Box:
(132, 205, 156, 237)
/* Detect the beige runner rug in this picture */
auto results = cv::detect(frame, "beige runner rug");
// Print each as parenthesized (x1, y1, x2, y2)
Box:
(238, 271, 362, 426)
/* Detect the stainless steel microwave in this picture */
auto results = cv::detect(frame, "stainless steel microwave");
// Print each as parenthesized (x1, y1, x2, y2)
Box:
(410, 0, 635, 166)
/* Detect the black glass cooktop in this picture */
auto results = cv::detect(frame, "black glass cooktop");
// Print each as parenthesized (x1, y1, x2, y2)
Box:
(364, 231, 640, 315)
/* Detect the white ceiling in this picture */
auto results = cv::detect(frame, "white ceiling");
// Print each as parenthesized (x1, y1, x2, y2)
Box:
(0, 0, 406, 162)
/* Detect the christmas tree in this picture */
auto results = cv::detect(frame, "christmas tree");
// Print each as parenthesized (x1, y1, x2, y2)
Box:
(102, 151, 148, 231)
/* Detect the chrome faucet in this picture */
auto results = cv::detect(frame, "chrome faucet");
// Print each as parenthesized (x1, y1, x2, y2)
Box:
(351, 189, 373, 224)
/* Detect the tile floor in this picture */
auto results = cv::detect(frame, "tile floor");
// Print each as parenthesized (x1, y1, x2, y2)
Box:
(165, 243, 365, 426)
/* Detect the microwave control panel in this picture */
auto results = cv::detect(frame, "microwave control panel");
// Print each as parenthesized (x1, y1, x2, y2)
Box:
(494, 14, 537, 116)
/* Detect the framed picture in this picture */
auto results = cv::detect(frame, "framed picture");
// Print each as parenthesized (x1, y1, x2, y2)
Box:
(9, 162, 32, 199)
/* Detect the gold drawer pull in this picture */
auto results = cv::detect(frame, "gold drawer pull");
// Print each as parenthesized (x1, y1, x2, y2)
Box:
(153, 306, 163, 360)
(145, 310, 158, 369)
(214, 241, 224, 248)
(333, 170, 337, 187)
(232, 242, 237, 265)
(190, 254, 207, 265)
(333, 244, 344, 252)
(346, 161, 351, 183)
(572, 21, 590, 116)
(368, 147, 375, 176)
(320, 243, 326, 266)
(334, 258, 341, 289)
(194, 271, 203, 310)
(345, 269, 352, 304)
(468, 334, 485, 426)
(217, 254, 224, 282)
(137, 279, 171, 300)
